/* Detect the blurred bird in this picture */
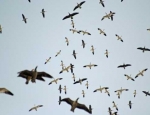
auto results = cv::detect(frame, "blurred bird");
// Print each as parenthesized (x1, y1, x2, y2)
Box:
(101, 13, 111, 20)
(135, 68, 148, 78)
(124, 74, 135, 81)
(65, 37, 69, 46)
(98, 28, 106, 36)
(28, 0, 31, 2)
(72, 50, 77, 59)
(59, 96, 92, 114)
(22, 14, 27, 23)
(55, 50, 61, 57)
(105, 49, 109, 58)
(0, 25, 3, 33)
(133, 90, 136, 97)
(117, 63, 131, 69)
(58, 85, 62, 94)
(108, 107, 113, 115)
(70, 63, 74, 73)
(63, 12, 79, 20)
(63, 86, 67, 94)
(59, 65, 71, 74)
(104, 88, 110, 96)
(99, 0, 105, 7)
(70, 28, 80, 34)
(93, 86, 109, 93)
(91, 45, 95, 55)
(49, 78, 63, 85)
(74, 78, 87, 85)
(116, 91, 120, 99)
(142, 91, 150, 96)
(41, 9, 46, 18)
(115, 87, 129, 94)
(128, 101, 133, 109)
(115, 34, 123, 42)
(83, 62, 98, 69)
(72, 73, 76, 82)
(29, 105, 43, 111)
(85, 81, 89, 89)
(0, 88, 14, 96)
(81, 40, 86, 48)
(45, 57, 51, 64)
(112, 101, 118, 111)
(73, 1, 86, 11)
(71, 20, 75, 28)
(137, 47, 150, 52)
(82, 90, 85, 97)
(78, 30, 91, 35)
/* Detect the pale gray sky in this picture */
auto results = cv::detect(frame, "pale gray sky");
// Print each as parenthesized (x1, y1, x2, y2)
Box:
(0, 0, 150, 115)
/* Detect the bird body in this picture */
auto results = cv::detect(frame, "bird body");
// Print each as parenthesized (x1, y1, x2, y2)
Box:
(133, 90, 136, 97)
(83, 62, 98, 69)
(73, 1, 86, 11)
(128, 101, 132, 109)
(74, 78, 87, 85)
(65, 37, 69, 46)
(59, 65, 71, 74)
(45, 57, 51, 64)
(82, 90, 85, 97)
(91, 45, 95, 55)
(70, 28, 80, 34)
(124, 74, 135, 81)
(85, 81, 89, 89)
(115, 34, 123, 42)
(55, 50, 61, 57)
(78, 30, 91, 35)
(81, 40, 86, 48)
(98, 28, 106, 36)
(71, 20, 75, 28)
(49, 78, 63, 85)
(115, 87, 129, 94)
(63, 12, 79, 20)
(29, 105, 43, 111)
(0, 88, 14, 96)
(105, 49, 109, 58)
(137, 47, 150, 52)
(135, 68, 148, 78)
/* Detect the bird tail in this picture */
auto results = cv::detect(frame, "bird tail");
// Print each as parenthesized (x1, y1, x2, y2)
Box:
(70, 107, 75, 112)
(59, 96, 61, 105)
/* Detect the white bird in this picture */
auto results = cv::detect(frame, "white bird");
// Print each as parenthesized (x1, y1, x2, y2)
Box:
(82, 90, 85, 97)
(55, 50, 61, 57)
(115, 34, 123, 42)
(112, 101, 118, 111)
(72, 73, 76, 82)
(70, 28, 80, 34)
(78, 30, 91, 35)
(128, 101, 133, 109)
(81, 40, 86, 48)
(63, 86, 67, 94)
(59, 65, 71, 74)
(93, 86, 109, 93)
(99, 0, 105, 7)
(0, 88, 14, 96)
(48, 78, 63, 85)
(74, 78, 87, 85)
(91, 45, 95, 55)
(85, 81, 89, 89)
(124, 74, 135, 81)
(133, 90, 136, 97)
(105, 49, 109, 58)
(71, 20, 75, 28)
(115, 87, 129, 95)
(83, 62, 98, 69)
(135, 68, 148, 78)
(98, 28, 106, 36)
(116, 91, 120, 99)
(60, 60, 65, 69)
(44, 57, 51, 64)
(65, 37, 69, 46)
(104, 88, 110, 96)
(29, 105, 43, 111)
(101, 13, 111, 21)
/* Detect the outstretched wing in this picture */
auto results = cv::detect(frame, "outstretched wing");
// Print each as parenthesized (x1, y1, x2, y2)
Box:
(37, 72, 53, 78)
(77, 103, 91, 114)
(61, 98, 73, 106)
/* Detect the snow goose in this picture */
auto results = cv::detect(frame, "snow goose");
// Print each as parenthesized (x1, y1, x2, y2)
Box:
(91, 45, 95, 55)
(29, 105, 43, 111)
(128, 101, 133, 109)
(85, 81, 89, 89)
(59, 96, 91, 114)
(55, 50, 61, 57)
(22, 14, 27, 23)
(137, 47, 150, 52)
(116, 91, 120, 99)
(0, 88, 13, 96)
(78, 30, 91, 35)
(60, 60, 65, 69)
(99, 0, 105, 7)
(108, 107, 113, 115)
(82, 90, 85, 97)
(49, 78, 63, 85)
(112, 101, 118, 111)
(73, 78, 87, 85)
(135, 68, 148, 78)
(104, 88, 110, 96)
(133, 90, 136, 97)
(63, 86, 67, 94)
(114, 87, 129, 94)
(117, 63, 131, 69)
(105, 49, 109, 58)
(59, 65, 71, 74)
(71, 20, 75, 28)
(81, 40, 86, 48)
(98, 28, 106, 36)
(124, 74, 135, 81)
(44, 57, 51, 64)
(115, 34, 123, 42)
(101, 13, 110, 20)
(63, 12, 79, 20)
(109, 11, 115, 21)
(70, 63, 74, 73)
(70, 28, 80, 34)
(83, 62, 98, 69)
(73, 1, 86, 11)
(72, 50, 77, 59)
(41, 9, 46, 18)
(72, 73, 76, 82)
(58, 85, 62, 94)
(93, 86, 109, 93)
(65, 37, 69, 46)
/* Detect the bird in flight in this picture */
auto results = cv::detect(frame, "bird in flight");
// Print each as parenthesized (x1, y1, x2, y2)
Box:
(41, 9, 46, 18)
(0, 25, 3, 33)
(104, 49, 109, 58)
(117, 63, 131, 69)
(55, 50, 61, 57)
(85, 81, 89, 89)
(128, 101, 133, 109)
(70, 28, 80, 34)
(135, 68, 148, 78)
(72, 50, 77, 59)
(112, 101, 118, 111)
(104, 88, 110, 96)
(82, 90, 85, 97)
(0, 88, 14, 96)
(62, 12, 79, 20)
(115, 34, 123, 42)
(73, 78, 87, 85)
(142, 91, 150, 96)
(99, 0, 105, 7)
(73, 1, 86, 11)
(44, 57, 51, 64)
(114, 87, 129, 94)
(91, 45, 95, 55)
(59, 65, 71, 74)
(29, 105, 43, 111)
(48, 78, 63, 85)
(93, 86, 109, 93)
(59, 96, 92, 114)
(133, 90, 136, 97)
(65, 37, 69, 46)
(98, 28, 107, 36)
(22, 14, 27, 23)
(78, 30, 91, 35)
(137, 47, 150, 52)
(71, 20, 75, 28)
(83, 62, 98, 69)
(81, 40, 86, 48)
(124, 74, 135, 81)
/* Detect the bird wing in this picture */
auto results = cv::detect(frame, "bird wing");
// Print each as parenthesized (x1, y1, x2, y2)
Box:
(18, 70, 32, 76)
(22, 14, 25, 19)
(73, 5, 79, 11)
(37, 72, 53, 78)
(29, 107, 34, 111)
(76, 103, 91, 114)
(71, 12, 79, 16)
(59, 85, 61, 93)
(125, 64, 131, 67)
(4, 88, 14, 96)
(80, 1, 86, 6)
(42, 12, 45, 18)
(82, 78, 87, 81)
(62, 15, 70, 20)
(137, 47, 143, 50)
(61, 98, 73, 106)
(36, 76, 45, 81)
(117, 65, 123, 68)
(101, 2, 105, 7)
(74, 80, 80, 84)
(37, 105, 43, 108)
(145, 48, 150, 51)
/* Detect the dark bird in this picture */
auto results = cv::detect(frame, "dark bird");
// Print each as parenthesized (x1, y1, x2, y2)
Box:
(81, 40, 86, 48)
(74, 78, 87, 85)
(70, 63, 74, 73)
(124, 74, 135, 81)
(142, 91, 150, 96)
(108, 107, 113, 115)
(121, 0, 123, 2)
(115, 34, 123, 42)
(62, 12, 79, 20)
(58, 85, 62, 94)
(0, 25, 3, 33)
(133, 90, 136, 97)
(128, 101, 132, 109)
(28, 0, 31, 2)
(109, 11, 115, 21)
(99, 0, 105, 7)
(41, 9, 46, 18)
(72, 50, 77, 59)
(22, 14, 27, 23)
(135, 68, 148, 78)
(0, 88, 14, 96)
(59, 96, 92, 114)
(117, 63, 131, 69)
(137, 47, 150, 52)
(65, 37, 69, 46)
(29, 105, 43, 111)
(73, 1, 86, 11)
(18, 66, 53, 83)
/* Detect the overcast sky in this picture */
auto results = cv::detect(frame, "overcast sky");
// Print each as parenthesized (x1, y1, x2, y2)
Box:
(0, 0, 150, 115)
